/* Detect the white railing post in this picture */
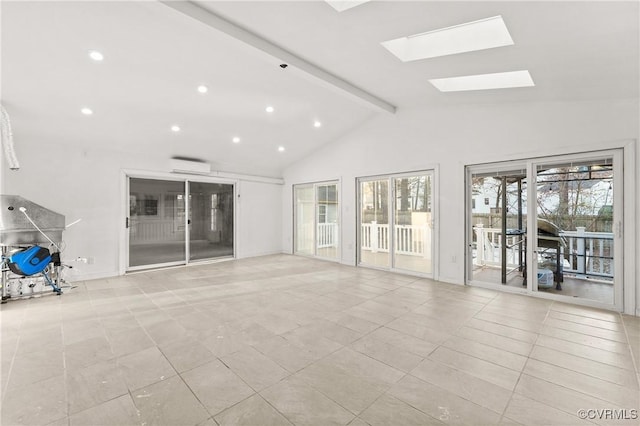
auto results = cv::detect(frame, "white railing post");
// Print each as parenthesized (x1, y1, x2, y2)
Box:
(576, 226, 586, 274)
(475, 224, 485, 266)
(371, 221, 378, 253)
(332, 222, 338, 248)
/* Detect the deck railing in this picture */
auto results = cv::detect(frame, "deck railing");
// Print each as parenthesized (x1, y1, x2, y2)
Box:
(317, 223, 339, 248)
(562, 227, 614, 278)
(361, 222, 431, 257)
(473, 224, 614, 280)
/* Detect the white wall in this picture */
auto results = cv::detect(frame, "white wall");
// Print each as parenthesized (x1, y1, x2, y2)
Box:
(282, 98, 639, 314)
(236, 180, 283, 258)
(1, 140, 283, 282)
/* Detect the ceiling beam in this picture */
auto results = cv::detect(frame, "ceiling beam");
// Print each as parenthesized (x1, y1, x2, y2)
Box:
(160, 1, 396, 114)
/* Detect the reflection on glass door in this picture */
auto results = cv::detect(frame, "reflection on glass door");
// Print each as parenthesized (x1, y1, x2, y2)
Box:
(393, 173, 433, 274)
(533, 157, 618, 305)
(189, 182, 234, 262)
(359, 179, 390, 268)
(294, 182, 340, 260)
(129, 178, 186, 268)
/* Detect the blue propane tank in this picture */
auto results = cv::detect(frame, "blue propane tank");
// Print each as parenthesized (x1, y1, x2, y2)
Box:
(8, 246, 52, 276)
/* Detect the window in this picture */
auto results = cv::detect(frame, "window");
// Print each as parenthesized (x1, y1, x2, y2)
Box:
(318, 205, 327, 224)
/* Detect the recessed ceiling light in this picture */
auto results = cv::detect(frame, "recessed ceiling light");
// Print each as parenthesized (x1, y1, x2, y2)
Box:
(80, 107, 93, 115)
(381, 15, 514, 62)
(232, 137, 240, 143)
(313, 120, 322, 128)
(278, 146, 285, 152)
(197, 85, 208, 94)
(325, 1, 371, 12)
(171, 125, 181, 132)
(88, 50, 104, 61)
(265, 106, 275, 113)
(429, 70, 535, 92)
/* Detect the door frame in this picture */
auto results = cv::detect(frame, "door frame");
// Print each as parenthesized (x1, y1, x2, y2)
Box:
(465, 148, 626, 312)
(120, 170, 238, 274)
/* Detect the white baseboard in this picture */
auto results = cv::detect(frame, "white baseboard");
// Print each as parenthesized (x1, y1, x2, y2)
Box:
(66, 269, 120, 283)
(438, 276, 465, 286)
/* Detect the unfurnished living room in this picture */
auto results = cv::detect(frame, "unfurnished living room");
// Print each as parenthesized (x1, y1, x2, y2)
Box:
(0, 1, 639, 425)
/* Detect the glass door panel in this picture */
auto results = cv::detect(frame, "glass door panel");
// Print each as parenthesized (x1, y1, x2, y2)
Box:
(393, 174, 433, 274)
(533, 157, 616, 304)
(129, 178, 185, 268)
(294, 185, 315, 256)
(359, 179, 390, 268)
(189, 182, 234, 261)
(468, 167, 527, 287)
(316, 183, 339, 260)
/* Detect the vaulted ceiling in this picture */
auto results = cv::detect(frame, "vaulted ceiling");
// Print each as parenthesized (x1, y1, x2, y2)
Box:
(2, 1, 638, 177)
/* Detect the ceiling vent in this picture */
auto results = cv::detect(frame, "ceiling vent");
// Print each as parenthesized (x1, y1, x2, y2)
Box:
(170, 157, 211, 175)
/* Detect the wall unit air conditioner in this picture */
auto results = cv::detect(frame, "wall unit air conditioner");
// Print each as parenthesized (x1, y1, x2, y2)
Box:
(170, 158, 211, 175)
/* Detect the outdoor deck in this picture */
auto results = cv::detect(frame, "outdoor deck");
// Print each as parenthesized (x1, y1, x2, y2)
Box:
(472, 265, 614, 304)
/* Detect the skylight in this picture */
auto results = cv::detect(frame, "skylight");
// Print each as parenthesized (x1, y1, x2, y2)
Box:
(325, 1, 371, 12)
(381, 15, 514, 62)
(429, 70, 535, 92)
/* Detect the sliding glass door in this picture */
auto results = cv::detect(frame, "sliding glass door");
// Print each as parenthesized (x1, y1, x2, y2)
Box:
(358, 171, 435, 277)
(129, 178, 186, 268)
(189, 182, 234, 262)
(466, 150, 623, 309)
(128, 177, 235, 270)
(294, 181, 340, 260)
(532, 155, 620, 305)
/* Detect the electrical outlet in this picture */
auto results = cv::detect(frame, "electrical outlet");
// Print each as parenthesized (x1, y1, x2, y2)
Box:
(451, 255, 457, 263)
(87, 257, 95, 265)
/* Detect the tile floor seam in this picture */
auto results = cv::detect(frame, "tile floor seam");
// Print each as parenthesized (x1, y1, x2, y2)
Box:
(521, 357, 639, 408)
(404, 363, 510, 416)
(219, 353, 289, 395)
(542, 322, 629, 344)
(252, 392, 297, 426)
(124, 387, 147, 425)
(428, 338, 528, 378)
(0, 334, 19, 403)
(472, 308, 540, 335)
(67, 390, 131, 418)
(620, 315, 640, 389)
(500, 326, 546, 421)
(400, 370, 505, 422)
(178, 365, 256, 420)
(354, 381, 446, 425)
(548, 311, 623, 328)
(453, 328, 534, 357)
(534, 335, 635, 367)
(511, 371, 632, 424)
(528, 346, 639, 386)
(287, 366, 370, 418)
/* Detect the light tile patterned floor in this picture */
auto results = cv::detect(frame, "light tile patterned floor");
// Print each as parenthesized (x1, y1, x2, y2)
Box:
(1, 254, 639, 426)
